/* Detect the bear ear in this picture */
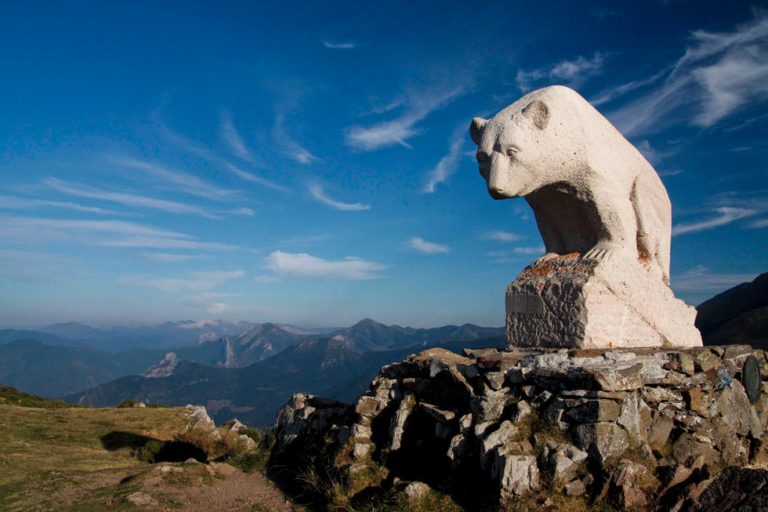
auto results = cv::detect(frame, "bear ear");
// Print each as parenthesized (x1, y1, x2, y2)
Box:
(469, 117, 487, 145)
(522, 100, 550, 130)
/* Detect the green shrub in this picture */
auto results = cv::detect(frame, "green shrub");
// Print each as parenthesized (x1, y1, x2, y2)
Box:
(137, 440, 165, 463)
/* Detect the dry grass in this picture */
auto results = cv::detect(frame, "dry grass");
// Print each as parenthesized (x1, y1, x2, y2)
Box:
(0, 403, 189, 510)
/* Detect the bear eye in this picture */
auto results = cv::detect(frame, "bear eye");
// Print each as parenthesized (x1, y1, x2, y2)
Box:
(506, 146, 519, 156)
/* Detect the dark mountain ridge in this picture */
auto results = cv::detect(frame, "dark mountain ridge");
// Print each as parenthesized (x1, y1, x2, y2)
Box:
(696, 272, 768, 348)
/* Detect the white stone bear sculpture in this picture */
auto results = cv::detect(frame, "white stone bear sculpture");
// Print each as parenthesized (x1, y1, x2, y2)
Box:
(470, 85, 671, 284)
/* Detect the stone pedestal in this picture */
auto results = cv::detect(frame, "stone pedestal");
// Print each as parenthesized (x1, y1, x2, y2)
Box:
(272, 344, 768, 510)
(506, 253, 702, 349)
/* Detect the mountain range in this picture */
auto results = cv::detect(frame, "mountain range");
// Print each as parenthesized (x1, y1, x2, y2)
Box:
(68, 334, 507, 427)
(3, 272, 766, 428)
(0, 319, 504, 401)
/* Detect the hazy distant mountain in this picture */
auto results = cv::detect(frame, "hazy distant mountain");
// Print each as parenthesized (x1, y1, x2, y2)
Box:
(0, 337, 232, 397)
(35, 320, 259, 351)
(69, 335, 506, 427)
(0, 329, 79, 347)
(42, 322, 105, 341)
(325, 318, 505, 352)
(217, 323, 311, 368)
(0, 340, 163, 396)
(696, 272, 768, 348)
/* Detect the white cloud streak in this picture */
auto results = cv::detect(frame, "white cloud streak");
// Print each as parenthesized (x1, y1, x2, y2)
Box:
(265, 251, 385, 280)
(142, 252, 205, 262)
(672, 206, 758, 236)
(113, 157, 239, 201)
(220, 111, 253, 162)
(346, 86, 467, 151)
(226, 163, 287, 191)
(0, 194, 116, 214)
(672, 265, 757, 293)
(424, 129, 465, 193)
(274, 110, 318, 165)
(590, 69, 668, 106)
(0, 216, 235, 251)
(161, 124, 283, 190)
(482, 230, 521, 243)
(516, 52, 605, 92)
(323, 41, 358, 49)
(513, 245, 545, 255)
(608, 15, 768, 136)
(121, 270, 245, 293)
(308, 184, 370, 211)
(409, 236, 450, 254)
(43, 177, 220, 218)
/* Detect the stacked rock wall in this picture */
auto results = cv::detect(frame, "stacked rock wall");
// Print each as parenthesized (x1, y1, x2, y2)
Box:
(272, 345, 768, 510)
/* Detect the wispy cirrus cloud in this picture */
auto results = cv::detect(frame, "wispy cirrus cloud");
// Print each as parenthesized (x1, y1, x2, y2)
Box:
(482, 230, 521, 243)
(141, 252, 205, 262)
(113, 157, 239, 201)
(161, 123, 283, 190)
(43, 177, 220, 218)
(516, 52, 605, 92)
(121, 270, 245, 293)
(346, 85, 468, 151)
(0, 216, 235, 251)
(487, 245, 544, 264)
(409, 236, 450, 254)
(265, 251, 385, 280)
(672, 206, 758, 236)
(308, 184, 370, 211)
(226, 163, 287, 191)
(220, 111, 254, 162)
(513, 245, 545, 255)
(0, 193, 116, 214)
(424, 128, 465, 193)
(607, 14, 768, 136)
(274, 108, 318, 165)
(590, 69, 668, 106)
(323, 41, 358, 49)
(672, 265, 757, 303)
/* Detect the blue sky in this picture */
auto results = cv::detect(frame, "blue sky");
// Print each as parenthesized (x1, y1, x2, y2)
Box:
(1, 1, 766, 328)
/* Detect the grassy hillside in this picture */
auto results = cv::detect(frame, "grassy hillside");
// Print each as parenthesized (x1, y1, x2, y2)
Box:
(0, 395, 189, 510)
(0, 384, 79, 408)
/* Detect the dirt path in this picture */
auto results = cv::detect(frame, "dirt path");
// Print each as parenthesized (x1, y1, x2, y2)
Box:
(181, 463, 302, 512)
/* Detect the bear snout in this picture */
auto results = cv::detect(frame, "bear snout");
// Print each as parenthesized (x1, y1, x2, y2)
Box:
(488, 186, 506, 200)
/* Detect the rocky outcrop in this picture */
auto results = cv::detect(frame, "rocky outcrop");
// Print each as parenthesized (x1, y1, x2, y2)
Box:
(142, 352, 179, 378)
(272, 345, 768, 510)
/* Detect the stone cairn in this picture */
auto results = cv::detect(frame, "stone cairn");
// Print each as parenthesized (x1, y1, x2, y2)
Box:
(271, 345, 768, 510)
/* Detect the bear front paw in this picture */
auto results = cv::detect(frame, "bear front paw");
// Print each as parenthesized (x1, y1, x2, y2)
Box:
(582, 245, 615, 261)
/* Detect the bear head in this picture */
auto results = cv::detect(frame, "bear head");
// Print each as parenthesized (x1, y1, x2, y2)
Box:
(469, 99, 552, 199)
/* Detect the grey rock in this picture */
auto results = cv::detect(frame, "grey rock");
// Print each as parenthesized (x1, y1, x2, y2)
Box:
(493, 453, 540, 498)
(485, 371, 506, 391)
(543, 443, 588, 483)
(565, 398, 621, 422)
(390, 394, 416, 451)
(564, 479, 587, 497)
(575, 422, 629, 464)
(616, 394, 652, 443)
(403, 481, 431, 501)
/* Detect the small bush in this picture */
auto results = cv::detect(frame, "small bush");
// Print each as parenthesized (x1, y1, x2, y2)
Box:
(117, 399, 138, 408)
(137, 440, 165, 463)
